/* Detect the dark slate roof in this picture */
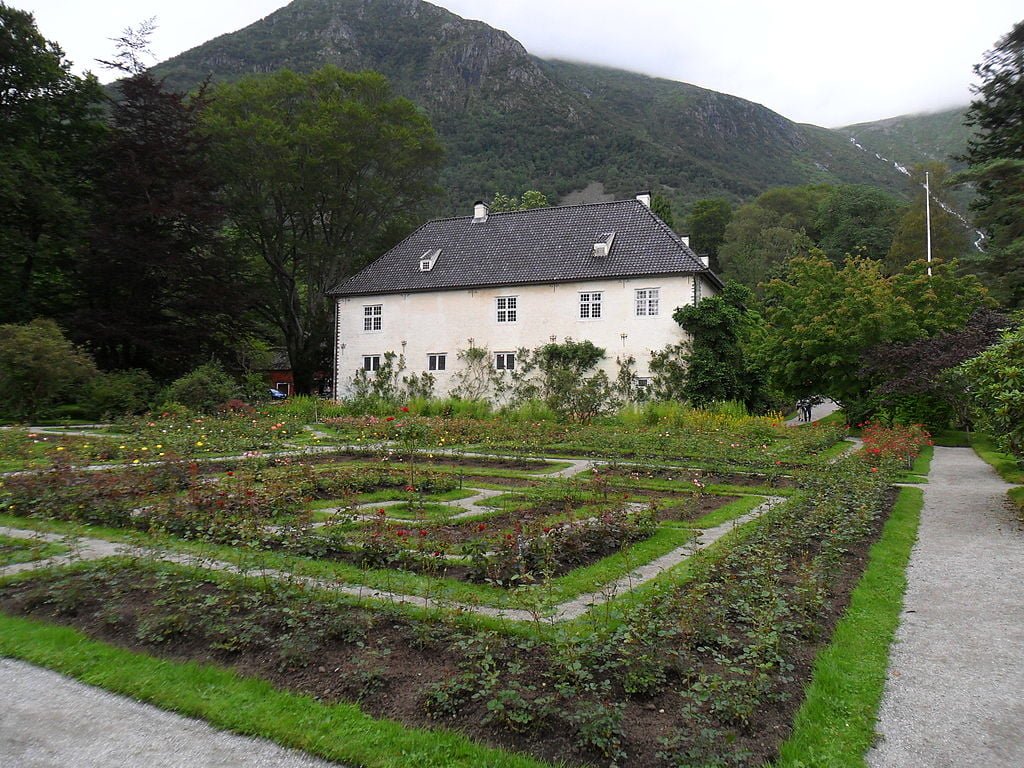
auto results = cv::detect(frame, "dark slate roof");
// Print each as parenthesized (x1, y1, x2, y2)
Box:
(330, 199, 723, 297)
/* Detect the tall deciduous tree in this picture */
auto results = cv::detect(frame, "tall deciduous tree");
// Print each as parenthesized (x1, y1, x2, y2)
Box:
(684, 198, 732, 272)
(960, 19, 1024, 307)
(489, 190, 548, 212)
(203, 67, 443, 394)
(886, 164, 970, 273)
(0, 4, 105, 323)
(754, 252, 990, 407)
(813, 184, 904, 262)
(650, 194, 675, 230)
(717, 203, 814, 289)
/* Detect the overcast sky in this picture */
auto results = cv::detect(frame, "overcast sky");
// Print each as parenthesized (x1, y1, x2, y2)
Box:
(22, 0, 1022, 127)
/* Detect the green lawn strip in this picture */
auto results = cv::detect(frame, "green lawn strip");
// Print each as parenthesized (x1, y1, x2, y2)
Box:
(542, 495, 767, 605)
(0, 615, 553, 768)
(969, 433, 1024, 484)
(353, 488, 480, 504)
(811, 439, 857, 462)
(0, 511, 699, 611)
(814, 410, 848, 427)
(564, 510, 776, 637)
(775, 486, 923, 768)
(0, 534, 68, 566)
(539, 526, 697, 604)
(892, 445, 933, 484)
(679, 494, 767, 529)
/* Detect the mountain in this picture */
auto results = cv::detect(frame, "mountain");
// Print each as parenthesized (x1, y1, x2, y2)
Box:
(151, 0, 923, 216)
(840, 107, 973, 172)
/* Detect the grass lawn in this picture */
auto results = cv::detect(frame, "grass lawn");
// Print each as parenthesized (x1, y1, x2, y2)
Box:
(892, 445, 933, 484)
(777, 486, 923, 768)
(970, 433, 1024, 484)
(0, 615, 552, 768)
(0, 534, 68, 566)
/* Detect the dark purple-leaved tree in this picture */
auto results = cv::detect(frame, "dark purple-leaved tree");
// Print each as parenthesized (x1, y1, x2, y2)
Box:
(74, 22, 253, 377)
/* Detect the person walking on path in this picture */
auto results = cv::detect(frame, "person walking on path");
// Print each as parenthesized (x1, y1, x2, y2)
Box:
(868, 446, 1024, 767)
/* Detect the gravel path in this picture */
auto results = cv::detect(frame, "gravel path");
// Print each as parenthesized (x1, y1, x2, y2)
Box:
(0, 659, 341, 767)
(868, 446, 1024, 767)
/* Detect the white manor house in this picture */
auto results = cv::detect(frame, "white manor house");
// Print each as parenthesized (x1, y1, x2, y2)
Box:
(330, 194, 723, 398)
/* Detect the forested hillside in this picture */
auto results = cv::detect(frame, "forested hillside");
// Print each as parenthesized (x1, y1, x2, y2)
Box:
(151, 0, 915, 215)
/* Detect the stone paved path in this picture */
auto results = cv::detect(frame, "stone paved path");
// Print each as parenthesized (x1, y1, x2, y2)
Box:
(0, 659, 340, 767)
(868, 446, 1024, 767)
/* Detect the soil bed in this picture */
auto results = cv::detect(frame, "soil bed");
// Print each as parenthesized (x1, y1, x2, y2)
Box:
(600, 465, 796, 489)
(0, 489, 893, 767)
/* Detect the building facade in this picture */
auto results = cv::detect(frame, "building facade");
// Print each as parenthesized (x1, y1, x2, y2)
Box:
(330, 195, 722, 399)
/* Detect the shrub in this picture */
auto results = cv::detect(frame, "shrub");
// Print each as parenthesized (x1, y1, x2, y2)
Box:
(0, 319, 97, 421)
(959, 325, 1024, 460)
(860, 421, 932, 469)
(85, 369, 157, 419)
(160, 362, 237, 414)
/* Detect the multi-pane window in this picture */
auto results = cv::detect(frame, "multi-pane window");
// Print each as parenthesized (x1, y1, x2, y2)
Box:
(579, 291, 603, 319)
(428, 353, 447, 371)
(362, 355, 381, 371)
(635, 288, 660, 316)
(495, 352, 516, 370)
(363, 304, 382, 331)
(635, 377, 650, 397)
(496, 296, 518, 323)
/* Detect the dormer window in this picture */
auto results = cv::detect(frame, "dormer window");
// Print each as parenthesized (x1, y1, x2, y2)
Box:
(419, 248, 441, 272)
(591, 232, 615, 259)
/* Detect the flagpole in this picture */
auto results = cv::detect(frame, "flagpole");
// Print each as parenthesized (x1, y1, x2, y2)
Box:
(925, 170, 932, 277)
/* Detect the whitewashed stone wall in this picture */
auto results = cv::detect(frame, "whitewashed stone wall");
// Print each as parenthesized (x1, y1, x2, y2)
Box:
(334, 274, 715, 398)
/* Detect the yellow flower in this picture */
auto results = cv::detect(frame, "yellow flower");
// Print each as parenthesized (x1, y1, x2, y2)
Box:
(156, 444, 162, 449)
(55, 446, 65, 451)
(141, 447, 148, 451)
(132, 459, 140, 464)
(196, 441, 204, 447)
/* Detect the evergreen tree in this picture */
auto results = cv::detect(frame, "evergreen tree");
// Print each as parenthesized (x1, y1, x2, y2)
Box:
(0, 4, 106, 322)
(961, 19, 1024, 307)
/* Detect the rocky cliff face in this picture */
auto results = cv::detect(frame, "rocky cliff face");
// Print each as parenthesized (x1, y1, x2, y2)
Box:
(154, 0, 911, 214)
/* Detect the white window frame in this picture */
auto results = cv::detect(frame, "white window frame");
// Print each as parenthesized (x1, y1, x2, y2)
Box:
(495, 351, 516, 371)
(495, 295, 518, 324)
(579, 291, 603, 320)
(274, 382, 290, 395)
(635, 288, 660, 317)
(363, 304, 382, 332)
(362, 355, 381, 372)
(428, 353, 447, 372)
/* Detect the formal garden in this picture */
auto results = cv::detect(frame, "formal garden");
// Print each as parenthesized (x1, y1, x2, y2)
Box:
(0, 397, 940, 768)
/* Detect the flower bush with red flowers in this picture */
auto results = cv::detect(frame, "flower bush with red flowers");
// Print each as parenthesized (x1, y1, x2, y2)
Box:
(860, 421, 932, 469)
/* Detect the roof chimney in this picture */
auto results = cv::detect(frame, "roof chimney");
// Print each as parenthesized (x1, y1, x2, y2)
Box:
(635, 192, 651, 208)
(473, 200, 489, 222)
